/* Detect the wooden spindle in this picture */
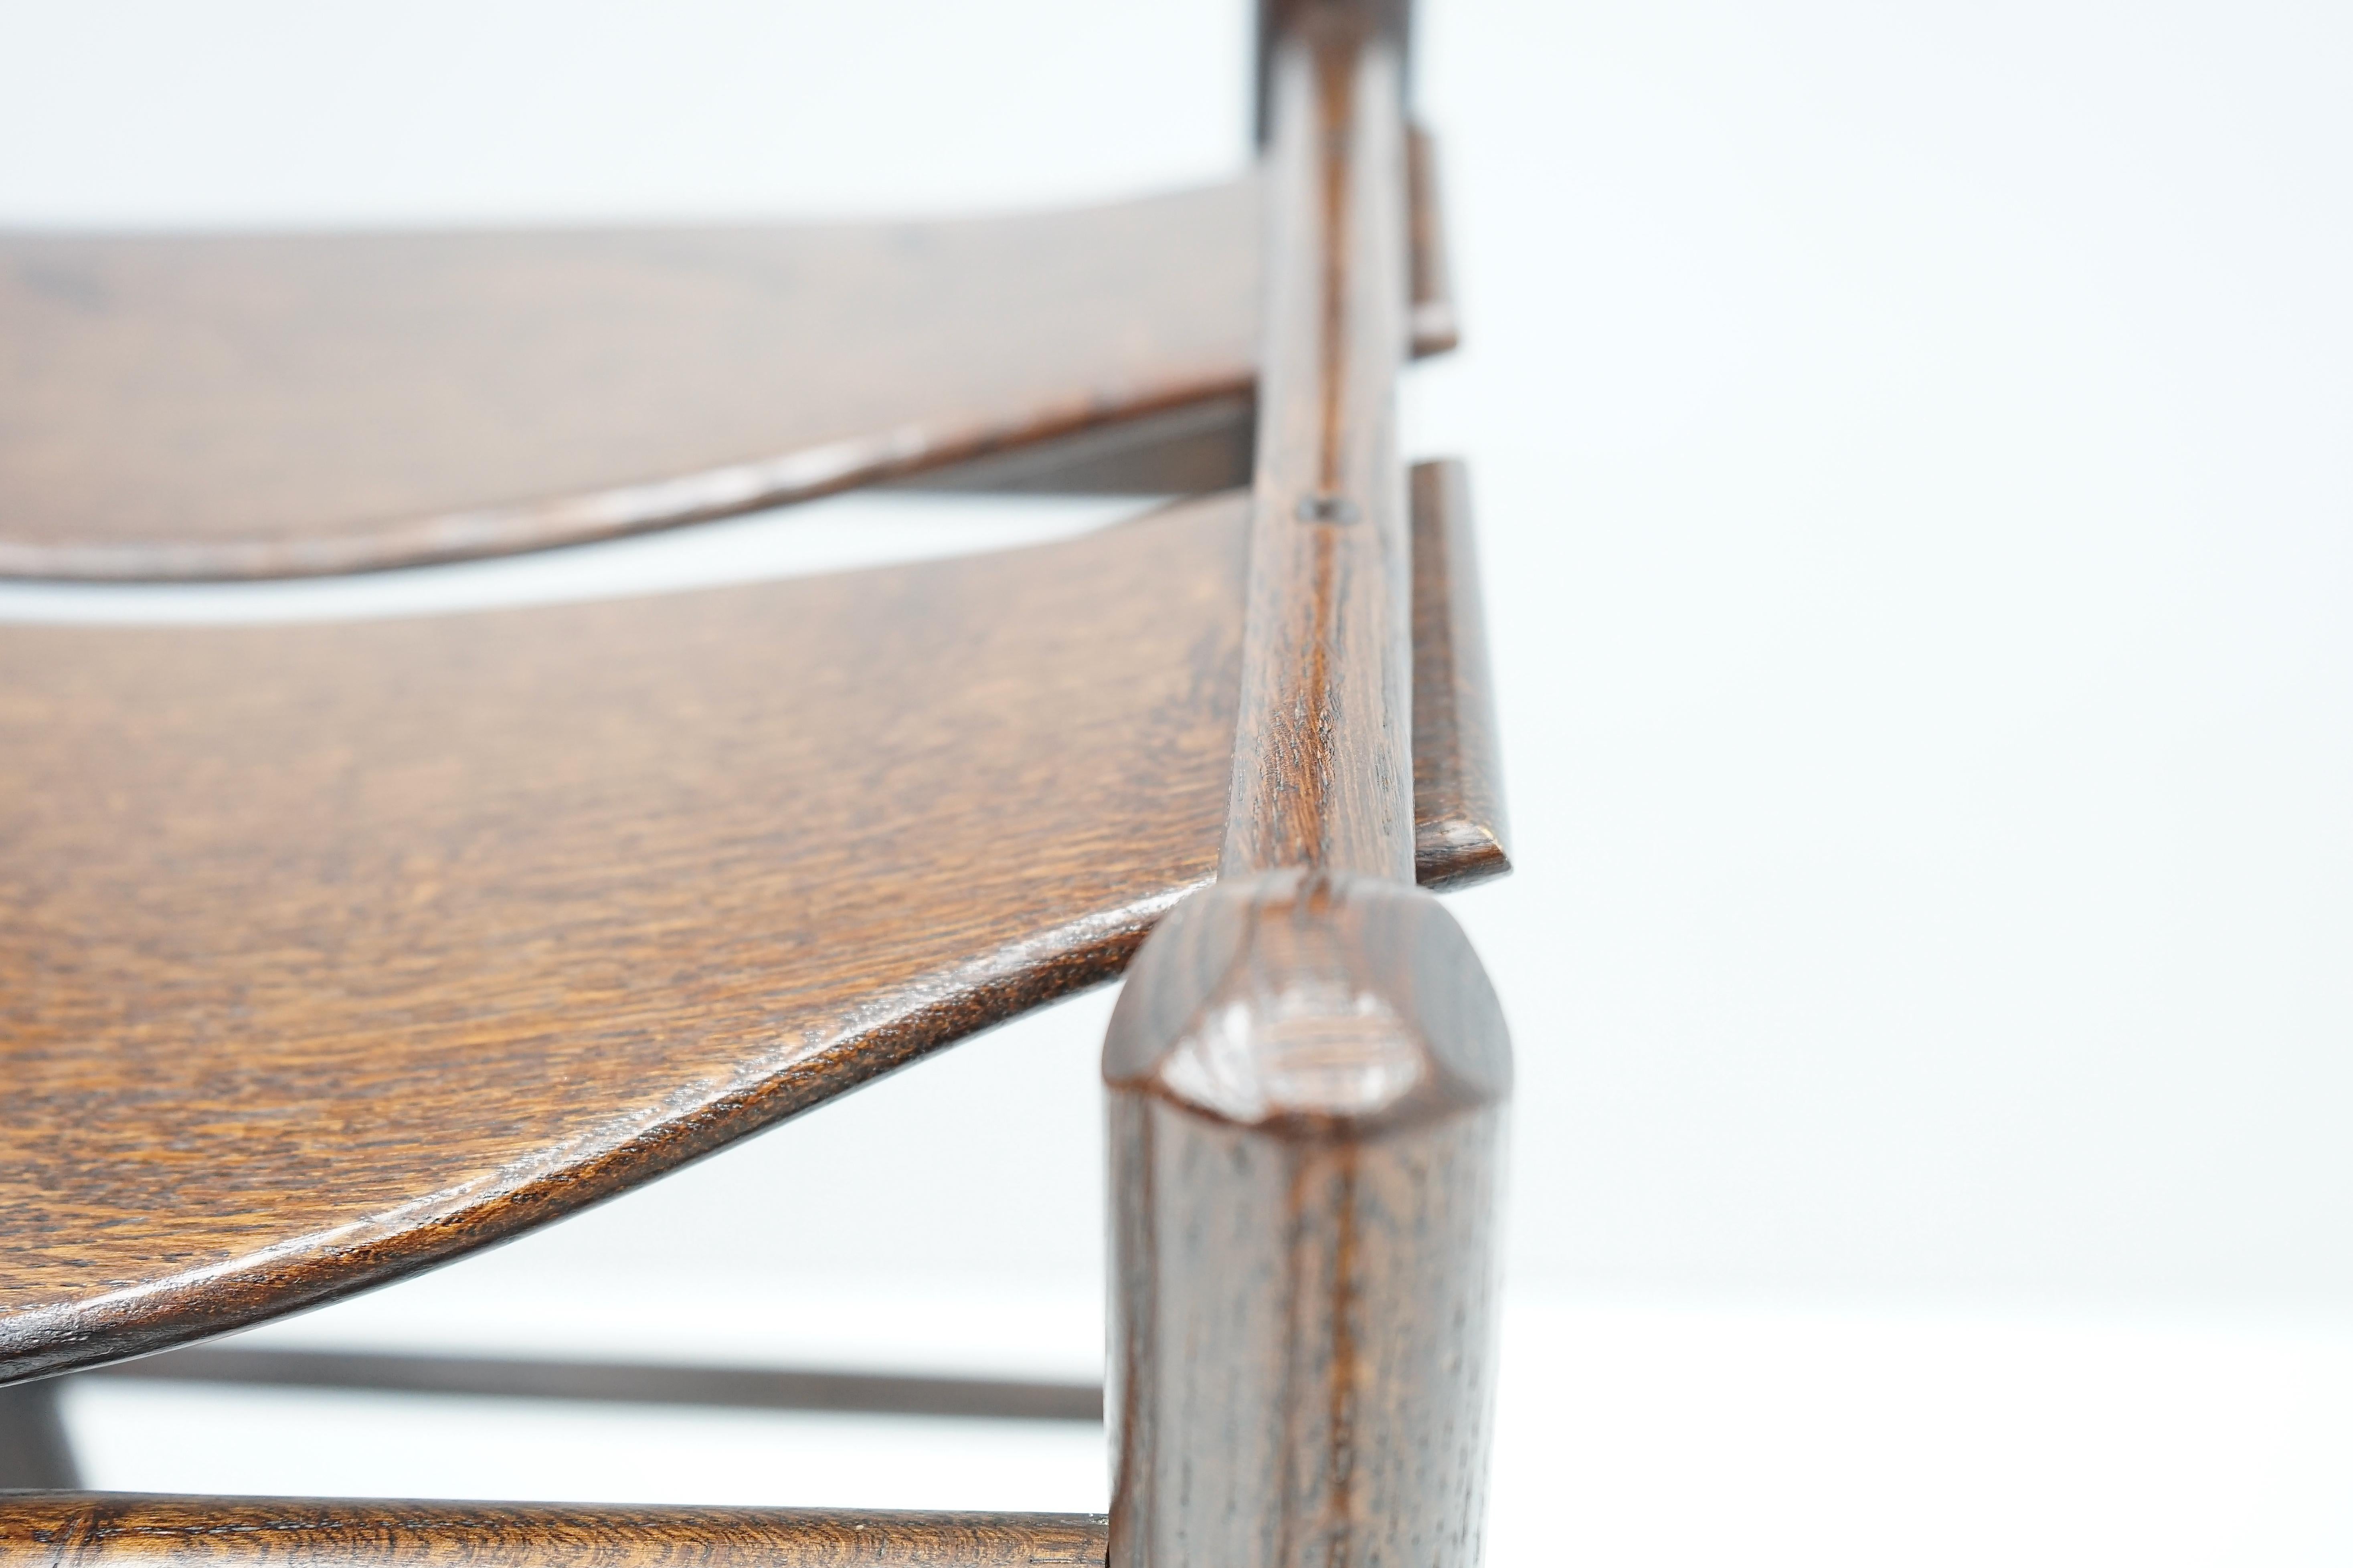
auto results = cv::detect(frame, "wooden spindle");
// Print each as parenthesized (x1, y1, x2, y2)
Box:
(1223, 0, 1416, 885)
(1104, 4, 1510, 1565)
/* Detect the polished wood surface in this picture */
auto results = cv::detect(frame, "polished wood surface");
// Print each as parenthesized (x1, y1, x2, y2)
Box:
(0, 184, 1253, 581)
(1103, 873, 1507, 1568)
(90, 1348, 1102, 1424)
(0, 158, 1459, 582)
(1, 480, 1502, 1385)
(0, 496, 1242, 1382)
(1409, 459, 1509, 890)
(1105, 6, 1508, 1564)
(1220, 2, 1415, 883)
(0, 1499, 1107, 1568)
(1405, 128, 1459, 356)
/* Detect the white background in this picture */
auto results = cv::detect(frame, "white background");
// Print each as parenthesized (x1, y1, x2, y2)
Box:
(7, 2, 2352, 1561)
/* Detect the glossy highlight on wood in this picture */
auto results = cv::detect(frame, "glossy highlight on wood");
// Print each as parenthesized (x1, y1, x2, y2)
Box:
(1104, 5, 1509, 1565)
(4, 5, 1516, 1551)
(0, 1498, 1107, 1568)
(1221, 6, 1416, 883)
(0, 157, 1460, 582)
(1103, 872, 1507, 1568)
(0, 186, 1254, 581)
(0, 496, 1244, 1383)
(1409, 459, 1509, 890)
(1, 479, 1501, 1385)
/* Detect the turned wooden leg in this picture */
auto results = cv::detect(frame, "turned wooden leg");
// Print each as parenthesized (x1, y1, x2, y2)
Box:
(1104, 871, 1509, 1568)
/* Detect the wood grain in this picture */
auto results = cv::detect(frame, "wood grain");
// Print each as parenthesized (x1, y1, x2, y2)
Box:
(1102, 872, 1507, 1568)
(0, 1498, 1106, 1568)
(1221, 4, 1416, 882)
(0, 495, 1243, 1383)
(0, 480, 1502, 1385)
(1104, 7, 1509, 1566)
(0, 160, 1459, 582)
(1405, 128, 1460, 357)
(1409, 459, 1509, 890)
(0, 186, 1254, 581)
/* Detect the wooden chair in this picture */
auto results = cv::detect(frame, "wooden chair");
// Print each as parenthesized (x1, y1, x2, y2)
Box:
(0, 3, 1512, 1563)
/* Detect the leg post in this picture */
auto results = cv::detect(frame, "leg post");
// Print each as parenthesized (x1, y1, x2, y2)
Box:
(1105, 871, 1508, 1568)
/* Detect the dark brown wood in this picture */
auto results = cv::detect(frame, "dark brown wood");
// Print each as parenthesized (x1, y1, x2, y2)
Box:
(1104, 6, 1508, 1566)
(89, 1348, 1102, 1424)
(1222, 2, 1417, 884)
(1102, 873, 1507, 1568)
(0, 495, 1242, 1384)
(1405, 128, 1460, 357)
(0, 1380, 78, 1490)
(0, 1498, 1107, 1568)
(0, 165, 1457, 582)
(0, 186, 1254, 581)
(1410, 459, 1509, 890)
(0, 483, 1500, 1386)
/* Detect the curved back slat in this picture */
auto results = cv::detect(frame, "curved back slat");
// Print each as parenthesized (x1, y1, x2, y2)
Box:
(1, 500, 1246, 1379)
(0, 477, 1504, 1383)
(0, 186, 1258, 580)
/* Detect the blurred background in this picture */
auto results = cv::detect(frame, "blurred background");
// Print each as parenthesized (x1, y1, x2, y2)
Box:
(5, 1, 2351, 1561)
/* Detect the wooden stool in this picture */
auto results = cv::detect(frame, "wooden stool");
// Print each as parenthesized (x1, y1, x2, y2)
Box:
(0, 4, 1512, 1563)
